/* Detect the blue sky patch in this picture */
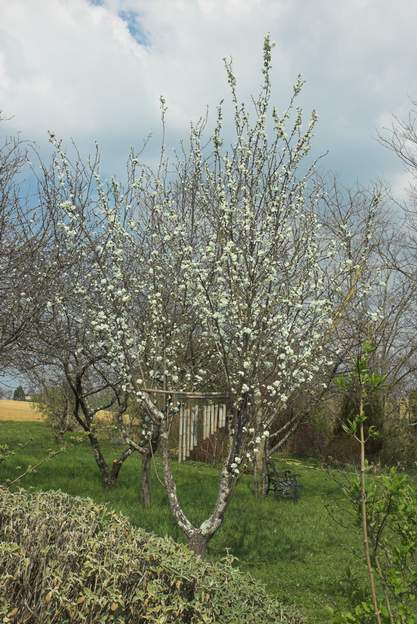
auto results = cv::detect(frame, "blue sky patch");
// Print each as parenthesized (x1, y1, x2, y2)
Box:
(118, 10, 149, 46)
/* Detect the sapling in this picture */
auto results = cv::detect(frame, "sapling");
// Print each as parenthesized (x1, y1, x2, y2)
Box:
(336, 341, 384, 623)
(333, 460, 417, 623)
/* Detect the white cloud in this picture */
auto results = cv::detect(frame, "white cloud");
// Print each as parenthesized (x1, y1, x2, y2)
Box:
(390, 169, 417, 203)
(0, 0, 416, 190)
(0, 1, 151, 136)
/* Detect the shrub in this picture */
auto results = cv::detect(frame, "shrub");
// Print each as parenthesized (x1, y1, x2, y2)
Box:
(0, 488, 303, 624)
(33, 383, 78, 442)
(380, 418, 417, 469)
(333, 468, 417, 623)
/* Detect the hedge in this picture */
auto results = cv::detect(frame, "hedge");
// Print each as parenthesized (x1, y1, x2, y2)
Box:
(0, 487, 303, 623)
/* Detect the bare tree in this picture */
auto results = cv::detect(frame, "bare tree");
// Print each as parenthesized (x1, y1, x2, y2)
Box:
(0, 118, 56, 373)
(321, 175, 417, 454)
(379, 103, 417, 208)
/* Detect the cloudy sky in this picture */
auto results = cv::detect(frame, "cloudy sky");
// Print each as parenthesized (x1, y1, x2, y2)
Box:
(1, 0, 417, 392)
(1, 0, 417, 192)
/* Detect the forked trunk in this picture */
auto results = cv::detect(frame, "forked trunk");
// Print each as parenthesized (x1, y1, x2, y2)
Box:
(188, 531, 209, 556)
(88, 431, 132, 488)
(161, 423, 236, 557)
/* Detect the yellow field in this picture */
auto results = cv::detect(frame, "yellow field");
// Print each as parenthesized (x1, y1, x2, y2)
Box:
(0, 400, 43, 422)
(0, 400, 125, 425)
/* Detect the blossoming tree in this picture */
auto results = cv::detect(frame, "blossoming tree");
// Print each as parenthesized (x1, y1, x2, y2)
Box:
(52, 37, 377, 554)
(21, 152, 142, 488)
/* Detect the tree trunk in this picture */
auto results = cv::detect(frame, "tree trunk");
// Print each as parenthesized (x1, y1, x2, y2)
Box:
(88, 433, 133, 487)
(111, 446, 134, 481)
(161, 424, 236, 557)
(87, 431, 114, 487)
(188, 531, 209, 556)
(140, 452, 152, 507)
(252, 399, 268, 497)
(55, 429, 65, 445)
(252, 437, 268, 497)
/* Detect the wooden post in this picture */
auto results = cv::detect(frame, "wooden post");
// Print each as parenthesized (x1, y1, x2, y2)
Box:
(220, 404, 226, 427)
(206, 404, 210, 436)
(185, 405, 188, 461)
(178, 404, 183, 462)
(182, 404, 187, 462)
(192, 405, 198, 449)
(206, 405, 210, 438)
(186, 405, 191, 459)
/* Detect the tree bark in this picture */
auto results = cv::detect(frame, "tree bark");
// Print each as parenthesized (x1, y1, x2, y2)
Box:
(55, 429, 65, 445)
(87, 431, 114, 486)
(188, 531, 209, 556)
(252, 437, 268, 497)
(111, 446, 134, 481)
(140, 452, 152, 507)
(161, 422, 236, 556)
(87, 431, 132, 487)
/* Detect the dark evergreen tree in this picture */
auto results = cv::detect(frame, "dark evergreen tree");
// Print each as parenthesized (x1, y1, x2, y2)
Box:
(13, 385, 25, 401)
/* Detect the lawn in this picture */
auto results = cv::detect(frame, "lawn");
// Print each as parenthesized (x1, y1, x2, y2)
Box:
(0, 420, 365, 622)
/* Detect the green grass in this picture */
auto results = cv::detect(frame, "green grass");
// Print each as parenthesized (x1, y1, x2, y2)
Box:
(0, 421, 365, 622)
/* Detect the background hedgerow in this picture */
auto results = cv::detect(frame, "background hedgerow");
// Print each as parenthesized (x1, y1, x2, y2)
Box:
(0, 487, 303, 624)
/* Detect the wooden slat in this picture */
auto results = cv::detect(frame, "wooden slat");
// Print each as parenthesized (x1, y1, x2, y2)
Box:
(179, 405, 182, 462)
(178, 405, 183, 462)
(219, 404, 222, 428)
(187, 405, 191, 458)
(179, 400, 228, 462)
(182, 405, 186, 462)
(145, 388, 229, 400)
(192, 405, 198, 449)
